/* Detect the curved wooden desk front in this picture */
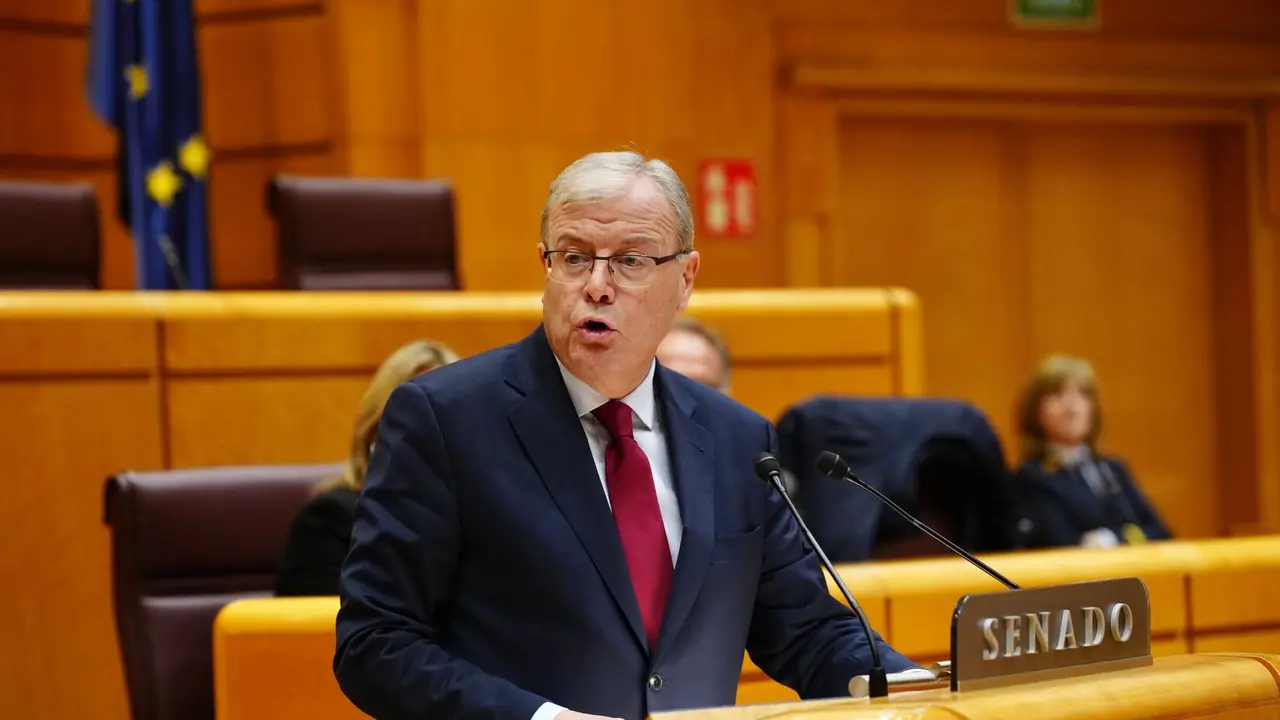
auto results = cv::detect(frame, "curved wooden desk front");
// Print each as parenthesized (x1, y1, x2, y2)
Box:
(0, 288, 920, 720)
(735, 537, 1280, 704)
(660, 654, 1280, 720)
(213, 536, 1280, 718)
(213, 598, 1280, 720)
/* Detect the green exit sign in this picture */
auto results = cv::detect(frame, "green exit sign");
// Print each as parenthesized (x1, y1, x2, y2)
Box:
(1011, 0, 1099, 27)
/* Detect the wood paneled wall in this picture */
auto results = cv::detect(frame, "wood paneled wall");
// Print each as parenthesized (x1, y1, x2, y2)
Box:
(0, 0, 777, 291)
(772, 0, 1280, 539)
(1, 0, 1276, 290)
(0, 0, 340, 289)
(408, 0, 778, 290)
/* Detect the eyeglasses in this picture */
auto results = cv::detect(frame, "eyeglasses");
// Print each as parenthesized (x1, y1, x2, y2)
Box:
(542, 249, 685, 288)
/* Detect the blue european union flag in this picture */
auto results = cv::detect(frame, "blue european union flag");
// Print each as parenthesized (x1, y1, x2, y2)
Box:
(86, 0, 213, 290)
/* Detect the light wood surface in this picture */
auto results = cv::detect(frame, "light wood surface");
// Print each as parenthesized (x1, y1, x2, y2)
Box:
(0, 287, 917, 720)
(214, 594, 1280, 720)
(4, 0, 1278, 294)
(211, 537, 1280, 717)
(742, 537, 1280, 703)
(664, 654, 1280, 720)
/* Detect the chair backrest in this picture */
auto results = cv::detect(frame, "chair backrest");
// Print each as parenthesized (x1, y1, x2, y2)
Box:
(778, 396, 1019, 563)
(268, 175, 459, 290)
(0, 180, 100, 289)
(103, 463, 343, 720)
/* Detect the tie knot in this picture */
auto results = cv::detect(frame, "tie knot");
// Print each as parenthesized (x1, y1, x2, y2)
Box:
(593, 400, 634, 439)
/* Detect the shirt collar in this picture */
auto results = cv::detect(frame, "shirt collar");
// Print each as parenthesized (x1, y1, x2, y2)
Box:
(1050, 443, 1091, 467)
(554, 356, 658, 431)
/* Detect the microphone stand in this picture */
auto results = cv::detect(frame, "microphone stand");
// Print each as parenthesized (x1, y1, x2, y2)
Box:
(818, 452, 1020, 591)
(756, 455, 889, 698)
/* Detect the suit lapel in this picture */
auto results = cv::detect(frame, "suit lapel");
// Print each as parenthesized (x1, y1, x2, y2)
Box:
(654, 367, 715, 661)
(506, 328, 648, 651)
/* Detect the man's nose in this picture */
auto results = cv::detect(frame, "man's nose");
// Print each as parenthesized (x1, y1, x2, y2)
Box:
(583, 258, 615, 302)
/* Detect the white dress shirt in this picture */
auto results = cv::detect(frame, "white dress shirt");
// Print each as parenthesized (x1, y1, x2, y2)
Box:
(531, 358, 684, 720)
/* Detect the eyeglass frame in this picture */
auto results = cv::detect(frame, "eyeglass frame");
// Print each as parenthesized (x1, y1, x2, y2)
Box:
(541, 248, 688, 286)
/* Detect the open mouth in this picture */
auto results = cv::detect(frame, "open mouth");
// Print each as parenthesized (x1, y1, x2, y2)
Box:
(579, 318, 615, 336)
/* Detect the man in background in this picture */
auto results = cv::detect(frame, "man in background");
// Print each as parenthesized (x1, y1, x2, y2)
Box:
(656, 316, 732, 394)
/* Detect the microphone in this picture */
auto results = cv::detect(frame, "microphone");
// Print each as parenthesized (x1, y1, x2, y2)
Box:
(754, 453, 889, 699)
(157, 234, 191, 290)
(816, 451, 1020, 590)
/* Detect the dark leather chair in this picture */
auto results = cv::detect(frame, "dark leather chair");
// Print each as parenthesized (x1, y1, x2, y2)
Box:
(268, 175, 459, 290)
(778, 396, 1020, 563)
(0, 179, 101, 289)
(103, 463, 343, 720)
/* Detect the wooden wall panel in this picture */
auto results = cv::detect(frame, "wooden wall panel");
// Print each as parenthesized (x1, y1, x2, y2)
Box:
(208, 151, 339, 288)
(737, 365, 894, 424)
(835, 119, 1222, 538)
(197, 0, 319, 13)
(836, 119, 1028, 424)
(414, 0, 778, 291)
(0, 381, 164, 720)
(772, 0, 1280, 40)
(0, 0, 88, 24)
(201, 11, 331, 152)
(0, 29, 114, 159)
(329, 0, 421, 178)
(1208, 127, 1268, 535)
(0, 301, 162, 718)
(168, 377, 361, 467)
(1022, 125, 1218, 538)
(1267, 106, 1280, 222)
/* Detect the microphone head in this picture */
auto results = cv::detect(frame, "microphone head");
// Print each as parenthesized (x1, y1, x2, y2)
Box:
(816, 451, 850, 479)
(754, 453, 782, 482)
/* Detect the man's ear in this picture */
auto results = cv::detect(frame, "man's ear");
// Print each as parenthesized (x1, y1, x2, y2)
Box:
(676, 250, 700, 312)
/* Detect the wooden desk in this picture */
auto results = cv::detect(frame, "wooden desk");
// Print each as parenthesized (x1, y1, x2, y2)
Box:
(743, 537, 1280, 703)
(0, 288, 921, 720)
(210, 536, 1280, 717)
(658, 654, 1280, 720)
(212, 596, 1280, 720)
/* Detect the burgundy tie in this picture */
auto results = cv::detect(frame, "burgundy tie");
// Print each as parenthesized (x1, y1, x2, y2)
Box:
(593, 399, 673, 650)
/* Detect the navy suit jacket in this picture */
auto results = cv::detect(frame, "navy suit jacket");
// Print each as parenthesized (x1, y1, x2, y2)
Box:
(1014, 457, 1172, 549)
(334, 326, 913, 720)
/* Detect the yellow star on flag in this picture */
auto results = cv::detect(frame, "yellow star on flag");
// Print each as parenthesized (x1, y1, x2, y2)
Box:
(125, 65, 149, 100)
(146, 161, 183, 207)
(178, 135, 211, 179)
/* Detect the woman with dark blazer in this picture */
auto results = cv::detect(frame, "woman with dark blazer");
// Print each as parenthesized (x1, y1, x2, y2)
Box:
(1012, 354, 1171, 550)
(275, 340, 459, 596)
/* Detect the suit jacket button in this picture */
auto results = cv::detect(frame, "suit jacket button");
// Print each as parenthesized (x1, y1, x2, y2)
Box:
(648, 674, 663, 691)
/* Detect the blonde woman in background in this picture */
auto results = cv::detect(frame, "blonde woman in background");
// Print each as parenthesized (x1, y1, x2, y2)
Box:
(1012, 354, 1171, 550)
(276, 340, 460, 596)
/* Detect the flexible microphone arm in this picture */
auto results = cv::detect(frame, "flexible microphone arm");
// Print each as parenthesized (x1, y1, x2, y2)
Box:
(754, 453, 889, 699)
(816, 451, 1021, 591)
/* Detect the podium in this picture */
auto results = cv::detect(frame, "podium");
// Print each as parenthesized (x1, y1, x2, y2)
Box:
(652, 653, 1280, 720)
(211, 572, 1280, 719)
(656, 576, 1280, 720)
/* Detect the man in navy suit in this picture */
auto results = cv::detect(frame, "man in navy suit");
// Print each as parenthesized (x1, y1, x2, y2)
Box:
(333, 151, 915, 720)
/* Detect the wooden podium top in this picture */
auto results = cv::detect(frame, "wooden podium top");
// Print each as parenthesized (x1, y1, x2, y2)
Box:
(652, 654, 1280, 720)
